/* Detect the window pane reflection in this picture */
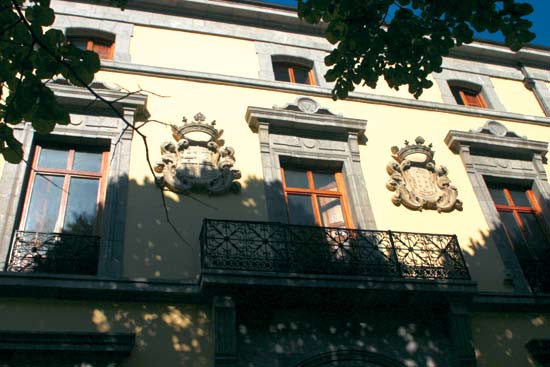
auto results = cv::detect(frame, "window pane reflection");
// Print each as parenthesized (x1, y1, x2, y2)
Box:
(313, 172, 337, 191)
(63, 178, 100, 234)
(318, 196, 345, 227)
(293, 66, 310, 84)
(287, 194, 316, 226)
(508, 188, 532, 207)
(24, 175, 64, 232)
(284, 170, 309, 189)
(38, 148, 68, 169)
(488, 186, 508, 205)
(73, 151, 103, 172)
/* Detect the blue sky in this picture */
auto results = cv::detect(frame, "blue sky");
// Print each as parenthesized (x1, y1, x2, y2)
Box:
(266, 0, 550, 48)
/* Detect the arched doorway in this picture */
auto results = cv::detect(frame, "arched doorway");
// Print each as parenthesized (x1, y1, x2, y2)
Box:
(295, 350, 407, 367)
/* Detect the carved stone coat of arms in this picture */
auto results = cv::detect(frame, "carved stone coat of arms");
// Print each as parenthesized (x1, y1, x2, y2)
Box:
(154, 113, 241, 194)
(386, 137, 462, 212)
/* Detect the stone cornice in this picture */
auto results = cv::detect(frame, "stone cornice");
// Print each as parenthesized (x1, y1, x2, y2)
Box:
(48, 79, 149, 119)
(0, 331, 135, 355)
(246, 105, 367, 139)
(445, 130, 548, 157)
(103, 60, 550, 127)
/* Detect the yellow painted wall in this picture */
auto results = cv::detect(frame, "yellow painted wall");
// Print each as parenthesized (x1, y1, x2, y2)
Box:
(94, 69, 550, 290)
(472, 312, 550, 367)
(491, 77, 546, 116)
(0, 298, 212, 367)
(130, 26, 260, 79)
(354, 75, 444, 103)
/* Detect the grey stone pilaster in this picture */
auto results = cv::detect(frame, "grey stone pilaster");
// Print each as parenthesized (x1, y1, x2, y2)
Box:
(524, 79, 550, 116)
(448, 304, 476, 367)
(213, 296, 237, 367)
(0, 124, 35, 270)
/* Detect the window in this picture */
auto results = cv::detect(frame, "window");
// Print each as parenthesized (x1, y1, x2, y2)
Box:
(7, 144, 109, 275)
(281, 167, 352, 227)
(273, 61, 316, 85)
(68, 34, 114, 60)
(20, 144, 109, 235)
(450, 85, 487, 108)
(486, 181, 550, 290)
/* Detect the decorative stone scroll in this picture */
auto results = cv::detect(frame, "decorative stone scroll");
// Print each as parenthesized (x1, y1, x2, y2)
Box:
(386, 136, 462, 212)
(154, 113, 241, 195)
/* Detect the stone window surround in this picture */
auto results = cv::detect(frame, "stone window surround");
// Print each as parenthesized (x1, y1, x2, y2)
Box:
(53, 14, 133, 63)
(434, 69, 506, 111)
(245, 98, 376, 229)
(445, 121, 550, 293)
(0, 81, 148, 278)
(256, 42, 331, 89)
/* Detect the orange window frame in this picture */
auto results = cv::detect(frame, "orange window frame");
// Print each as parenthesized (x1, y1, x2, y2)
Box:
(274, 62, 316, 85)
(280, 168, 353, 228)
(70, 36, 115, 60)
(494, 187, 544, 244)
(451, 86, 487, 108)
(19, 145, 109, 235)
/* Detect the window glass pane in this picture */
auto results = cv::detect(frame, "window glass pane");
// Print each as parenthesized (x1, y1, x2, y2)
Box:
(519, 213, 548, 259)
(284, 169, 309, 189)
(313, 172, 337, 191)
(69, 38, 88, 50)
(287, 194, 316, 226)
(450, 87, 465, 105)
(273, 63, 291, 82)
(487, 186, 508, 206)
(318, 196, 345, 227)
(37, 148, 69, 169)
(293, 66, 311, 84)
(500, 211, 532, 264)
(73, 151, 103, 172)
(24, 175, 65, 232)
(92, 41, 113, 60)
(63, 178, 100, 234)
(508, 188, 532, 207)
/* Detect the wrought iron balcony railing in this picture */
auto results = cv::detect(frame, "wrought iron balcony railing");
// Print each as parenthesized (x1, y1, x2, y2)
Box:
(201, 219, 471, 281)
(6, 231, 100, 275)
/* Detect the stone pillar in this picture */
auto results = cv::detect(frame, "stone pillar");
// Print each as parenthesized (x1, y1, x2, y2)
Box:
(213, 296, 237, 367)
(521, 66, 550, 117)
(448, 304, 476, 367)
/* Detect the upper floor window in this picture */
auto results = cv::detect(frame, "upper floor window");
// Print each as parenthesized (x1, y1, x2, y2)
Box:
(67, 29, 115, 60)
(6, 144, 109, 275)
(450, 85, 487, 108)
(21, 144, 108, 235)
(281, 167, 351, 227)
(272, 57, 316, 85)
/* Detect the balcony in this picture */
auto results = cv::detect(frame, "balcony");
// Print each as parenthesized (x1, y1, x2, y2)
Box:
(6, 231, 100, 275)
(201, 219, 472, 291)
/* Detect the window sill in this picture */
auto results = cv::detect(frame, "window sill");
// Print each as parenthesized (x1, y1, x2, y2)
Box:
(0, 272, 200, 300)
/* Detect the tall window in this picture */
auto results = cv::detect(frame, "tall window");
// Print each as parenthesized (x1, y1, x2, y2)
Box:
(273, 61, 316, 85)
(20, 144, 109, 235)
(450, 85, 487, 108)
(68, 35, 114, 60)
(281, 167, 352, 227)
(486, 181, 550, 289)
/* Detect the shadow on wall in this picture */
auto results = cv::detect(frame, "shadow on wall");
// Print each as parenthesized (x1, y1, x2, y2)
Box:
(90, 303, 211, 367)
(122, 173, 268, 280)
(236, 301, 451, 367)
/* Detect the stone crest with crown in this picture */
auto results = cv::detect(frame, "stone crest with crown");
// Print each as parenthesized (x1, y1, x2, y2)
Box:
(154, 113, 241, 194)
(386, 136, 462, 212)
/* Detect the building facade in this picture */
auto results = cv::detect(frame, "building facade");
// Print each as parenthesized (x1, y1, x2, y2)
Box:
(0, 0, 550, 366)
